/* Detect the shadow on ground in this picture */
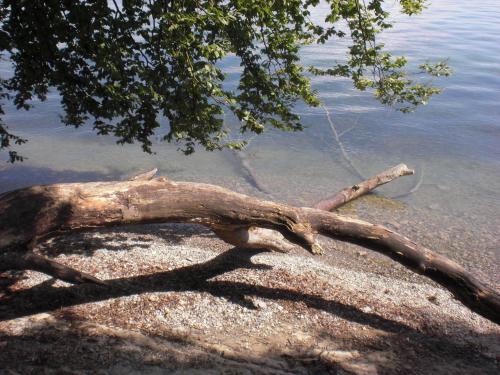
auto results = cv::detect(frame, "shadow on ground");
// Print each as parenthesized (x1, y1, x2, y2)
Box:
(1, 222, 499, 374)
(1, 245, 499, 374)
(37, 224, 218, 257)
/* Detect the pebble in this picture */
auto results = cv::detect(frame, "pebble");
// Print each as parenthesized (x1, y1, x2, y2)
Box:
(361, 306, 373, 314)
(427, 295, 439, 305)
(253, 299, 267, 310)
(4, 222, 498, 374)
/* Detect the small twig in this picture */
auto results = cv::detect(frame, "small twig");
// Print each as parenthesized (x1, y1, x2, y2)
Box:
(321, 105, 422, 201)
(224, 118, 271, 197)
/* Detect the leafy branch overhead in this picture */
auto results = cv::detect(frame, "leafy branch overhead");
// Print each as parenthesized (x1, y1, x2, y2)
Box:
(0, 0, 449, 161)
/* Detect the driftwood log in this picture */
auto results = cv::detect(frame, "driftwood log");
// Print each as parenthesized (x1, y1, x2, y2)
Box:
(0, 168, 499, 324)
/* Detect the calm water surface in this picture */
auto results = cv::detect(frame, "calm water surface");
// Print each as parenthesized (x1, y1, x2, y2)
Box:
(1, 0, 499, 281)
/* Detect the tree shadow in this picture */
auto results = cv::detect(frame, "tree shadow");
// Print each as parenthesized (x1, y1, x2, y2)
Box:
(37, 223, 219, 257)
(0, 164, 185, 194)
(0, 311, 338, 374)
(2, 318, 497, 375)
(1, 247, 408, 335)
(0, 254, 498, 375)
(303, 326, 500, 375)
(2, 247, 499, 374)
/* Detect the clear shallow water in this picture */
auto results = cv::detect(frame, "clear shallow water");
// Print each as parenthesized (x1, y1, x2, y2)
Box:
(0, 0, 499, 281)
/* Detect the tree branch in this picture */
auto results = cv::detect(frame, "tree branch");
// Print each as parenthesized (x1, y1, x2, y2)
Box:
(315, 163, 414, 211)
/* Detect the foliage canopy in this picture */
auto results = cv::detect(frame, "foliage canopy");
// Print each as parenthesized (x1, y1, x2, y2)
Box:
(0, 0, 450, 162)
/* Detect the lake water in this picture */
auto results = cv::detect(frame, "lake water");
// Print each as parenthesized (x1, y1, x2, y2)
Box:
(1, 0, 499, 282)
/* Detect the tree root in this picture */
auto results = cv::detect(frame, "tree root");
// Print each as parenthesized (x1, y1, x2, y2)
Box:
(0, 251, 107, 286)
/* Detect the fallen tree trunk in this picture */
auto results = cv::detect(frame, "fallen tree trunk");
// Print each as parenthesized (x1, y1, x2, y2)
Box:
(0, 177, 499, 324)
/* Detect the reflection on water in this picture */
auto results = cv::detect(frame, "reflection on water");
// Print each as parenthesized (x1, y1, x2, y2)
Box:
(0, 0, 499, 281)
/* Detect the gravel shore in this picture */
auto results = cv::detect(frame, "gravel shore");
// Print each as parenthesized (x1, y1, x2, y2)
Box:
(1, 223, 499, 374)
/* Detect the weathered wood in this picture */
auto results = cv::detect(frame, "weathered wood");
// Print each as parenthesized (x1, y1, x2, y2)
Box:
(314, 164, 414, 211)
(0, 178, 499, 324)
(213, 227, 295, 253)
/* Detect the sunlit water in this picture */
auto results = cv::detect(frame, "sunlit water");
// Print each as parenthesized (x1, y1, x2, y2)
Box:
(1, 0, 499, 282)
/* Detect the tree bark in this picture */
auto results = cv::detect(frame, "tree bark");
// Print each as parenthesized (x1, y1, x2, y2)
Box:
(0, 177, 498, 324)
